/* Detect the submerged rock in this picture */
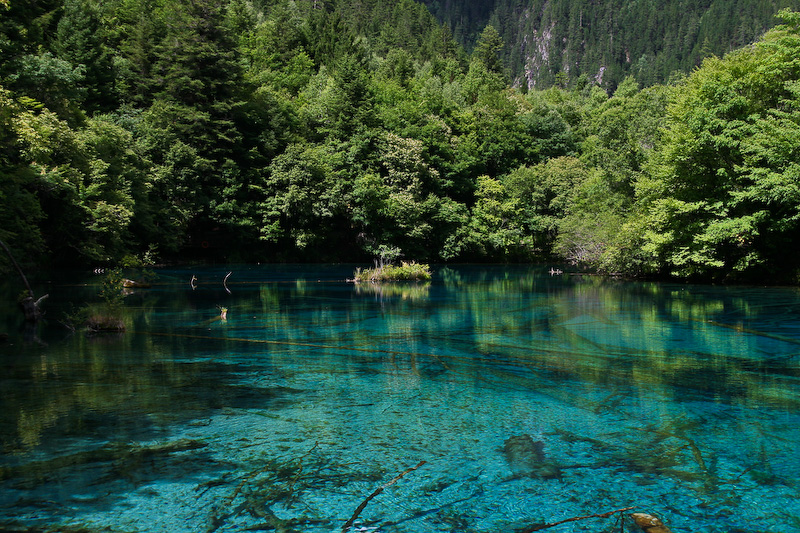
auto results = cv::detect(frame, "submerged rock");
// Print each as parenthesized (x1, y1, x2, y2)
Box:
(503, 434, 562, 480)
(630, 513, 672, 533)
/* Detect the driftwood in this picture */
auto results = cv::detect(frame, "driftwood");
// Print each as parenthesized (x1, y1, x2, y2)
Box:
(0, 237, 48, 322)
(341, 461, 426, 532)
(630, 513, 673, 533)
(514, 506, 635, 533)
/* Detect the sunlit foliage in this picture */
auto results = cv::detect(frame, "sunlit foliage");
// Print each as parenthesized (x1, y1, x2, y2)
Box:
(0, 0, 798, 283)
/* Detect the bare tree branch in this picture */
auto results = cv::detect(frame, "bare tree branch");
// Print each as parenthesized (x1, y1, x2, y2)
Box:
(0, 237, 34, 298)
(0, 237, 47, 322)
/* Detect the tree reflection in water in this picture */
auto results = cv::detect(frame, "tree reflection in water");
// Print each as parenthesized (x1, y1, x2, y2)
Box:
(0, 265, 798, 532)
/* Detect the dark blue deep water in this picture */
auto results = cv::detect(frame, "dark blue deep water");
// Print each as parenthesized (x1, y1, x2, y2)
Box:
(1, 265, 798, 532)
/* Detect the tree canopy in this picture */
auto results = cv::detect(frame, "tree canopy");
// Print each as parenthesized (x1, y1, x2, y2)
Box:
(1, 0, 799, 283)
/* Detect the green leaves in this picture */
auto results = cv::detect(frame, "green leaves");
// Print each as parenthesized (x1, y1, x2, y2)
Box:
(3, 0, 800, 279)
(461, 175, 527, 259)
(473, 25, 504, 75)
(259, 141, 352, 255)
(630, 14, 800, 281)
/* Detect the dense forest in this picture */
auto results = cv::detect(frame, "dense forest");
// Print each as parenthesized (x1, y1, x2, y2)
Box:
(1, 0, 800, 283)
(424, 0, 800, 90)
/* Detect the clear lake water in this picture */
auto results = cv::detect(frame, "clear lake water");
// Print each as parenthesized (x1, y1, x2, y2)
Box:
(0, 264, 798, 532)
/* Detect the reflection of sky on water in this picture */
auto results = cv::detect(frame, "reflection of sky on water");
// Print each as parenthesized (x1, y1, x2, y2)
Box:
(0, 265, 798, 532)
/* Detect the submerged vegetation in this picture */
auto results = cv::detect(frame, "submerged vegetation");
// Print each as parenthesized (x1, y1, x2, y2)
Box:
(0, 1, 799, 283)
(0, 265, 797, 530)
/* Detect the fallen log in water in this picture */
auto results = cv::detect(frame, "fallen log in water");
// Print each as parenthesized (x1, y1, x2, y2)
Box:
(0, 439, 207, 482)
(503, 434, 562, 480)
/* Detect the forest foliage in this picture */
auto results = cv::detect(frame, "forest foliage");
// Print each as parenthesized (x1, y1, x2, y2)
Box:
(424, 0, 800, 91)
(1, 0, 800, 283)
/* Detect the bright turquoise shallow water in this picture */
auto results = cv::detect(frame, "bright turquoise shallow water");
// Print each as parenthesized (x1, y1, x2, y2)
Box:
(1, 265, 799, 532)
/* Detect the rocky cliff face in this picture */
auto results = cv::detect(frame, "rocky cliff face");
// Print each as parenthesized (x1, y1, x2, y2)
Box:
(521, 19, 556, 89)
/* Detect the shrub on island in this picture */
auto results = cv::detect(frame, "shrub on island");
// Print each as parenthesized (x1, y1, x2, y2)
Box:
(353, 261, 432, 282)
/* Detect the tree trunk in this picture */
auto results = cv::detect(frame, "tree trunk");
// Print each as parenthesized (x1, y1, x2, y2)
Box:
(0, 238, 47, 322)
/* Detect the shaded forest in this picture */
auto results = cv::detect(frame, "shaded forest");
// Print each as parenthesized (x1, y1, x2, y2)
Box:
(424, 0, 800, 90)
(1, 0, 800, 283)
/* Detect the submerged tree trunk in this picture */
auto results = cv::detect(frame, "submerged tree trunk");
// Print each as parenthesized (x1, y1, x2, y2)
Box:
(0, 238, 48, 322)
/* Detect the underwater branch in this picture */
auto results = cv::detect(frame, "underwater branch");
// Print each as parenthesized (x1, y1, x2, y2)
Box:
(341, 460, 427, 532)
(514, 506, 635, 532)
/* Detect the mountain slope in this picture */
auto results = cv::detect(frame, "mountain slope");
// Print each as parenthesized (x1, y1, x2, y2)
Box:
(422, 0, 800, 90)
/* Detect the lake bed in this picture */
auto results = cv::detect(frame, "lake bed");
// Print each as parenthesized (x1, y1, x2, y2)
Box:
(1, 265, 799, 532)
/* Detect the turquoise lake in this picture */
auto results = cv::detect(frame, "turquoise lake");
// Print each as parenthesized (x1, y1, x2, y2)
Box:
(1, 264, 799, 532)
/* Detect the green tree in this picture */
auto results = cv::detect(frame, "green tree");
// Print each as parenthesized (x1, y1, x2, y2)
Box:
(633, 10, 800, 281)
(112, 0, 167, 107)
(327, 52, 376, 139)
(472, 24, 505, 75)
(6, 52, 86, 122)
(10, 96, 89, 263)
(462, 175, 528, 260)
(581, 77, 669, 198)
(505, 156, 589, 258)
(54, 0, 116, 114)
(351, 132, 447, 260)
(0, 0, 61, 78)
(259, 142, 355, 259)
(6, 90, 149, 264)
(143, 0, 249, 249)
(75, 116, 148, 261)
(0, 86, 46, 271)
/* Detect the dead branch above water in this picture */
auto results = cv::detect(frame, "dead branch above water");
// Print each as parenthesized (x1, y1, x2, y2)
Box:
(0, 237, 48, 322)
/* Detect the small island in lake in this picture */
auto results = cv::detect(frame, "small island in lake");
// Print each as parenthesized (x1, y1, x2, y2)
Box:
(352, 261, 432, 282)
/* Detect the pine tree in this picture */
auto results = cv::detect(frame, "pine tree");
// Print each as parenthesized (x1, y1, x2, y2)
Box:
(55, 0, 115, 114)
(145, 0, 249, 239)
(473, 24, 504, 75)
